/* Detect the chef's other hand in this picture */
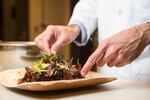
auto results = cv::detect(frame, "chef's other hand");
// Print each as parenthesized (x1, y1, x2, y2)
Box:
(81, 22, 150, 76)
(34, 25, 80, 54)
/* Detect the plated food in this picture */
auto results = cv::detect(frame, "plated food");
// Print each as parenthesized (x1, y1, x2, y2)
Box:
(0, 54, 116, 91)
(18, 53, 83, 84)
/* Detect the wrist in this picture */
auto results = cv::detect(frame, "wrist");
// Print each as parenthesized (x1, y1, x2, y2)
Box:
(137, 22, 150, 46)
(68, 24, 80, 38)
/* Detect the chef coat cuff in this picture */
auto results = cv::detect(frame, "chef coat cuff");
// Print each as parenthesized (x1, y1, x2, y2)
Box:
(68, 20, 89, 46)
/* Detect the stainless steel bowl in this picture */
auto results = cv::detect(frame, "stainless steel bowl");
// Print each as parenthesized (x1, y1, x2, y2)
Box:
(0, 41, 41, 70)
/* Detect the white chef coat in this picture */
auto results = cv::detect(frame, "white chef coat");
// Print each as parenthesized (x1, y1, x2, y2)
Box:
(69, 0, 150, 82)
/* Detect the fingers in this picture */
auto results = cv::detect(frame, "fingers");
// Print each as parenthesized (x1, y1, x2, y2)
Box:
(35, 25, 56, 53)
(96, 54, 105, 67)
(99, 44, 123, 67)
(108, 54, 131, 67)
(115, 60, 130, 67)
(34, 33, 45, 51)
(35, 25, 79, 54)
(97, 51, 117, 67)
(81, 40, 131, 77)
(81, 43, 107, 76)
(51, 38, 64, 54)
(97, 45, 119, 67)
(35, 30, 52, 53)
(42, 28, 53, 53)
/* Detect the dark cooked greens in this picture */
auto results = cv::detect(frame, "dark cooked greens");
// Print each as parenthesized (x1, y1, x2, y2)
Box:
(18, 53, 83, 84)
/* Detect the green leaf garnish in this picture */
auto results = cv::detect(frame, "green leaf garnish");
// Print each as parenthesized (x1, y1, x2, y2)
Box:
(30, 53, 60, 74)
(31, 60, 49, 73)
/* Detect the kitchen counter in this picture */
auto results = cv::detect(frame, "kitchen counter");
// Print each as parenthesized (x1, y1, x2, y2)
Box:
(0, 79, 150, 100)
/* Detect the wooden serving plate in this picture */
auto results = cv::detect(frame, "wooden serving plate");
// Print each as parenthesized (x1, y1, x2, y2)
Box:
(0, 68, 116, 91)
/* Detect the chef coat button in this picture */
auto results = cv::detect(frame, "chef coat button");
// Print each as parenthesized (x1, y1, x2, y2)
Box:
(116, 9, 123, 16)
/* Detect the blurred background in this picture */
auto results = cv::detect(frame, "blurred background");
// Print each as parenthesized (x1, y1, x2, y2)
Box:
(0, 0, 98, 70)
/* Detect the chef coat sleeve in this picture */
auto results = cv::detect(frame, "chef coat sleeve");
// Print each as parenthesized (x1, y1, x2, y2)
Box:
(68, 0, 98, 46)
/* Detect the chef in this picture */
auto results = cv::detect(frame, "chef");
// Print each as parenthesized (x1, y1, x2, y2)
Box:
(35, 0, 150, 82)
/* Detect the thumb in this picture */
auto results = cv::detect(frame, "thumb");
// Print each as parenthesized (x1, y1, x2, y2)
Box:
(51, 39, 64, 54)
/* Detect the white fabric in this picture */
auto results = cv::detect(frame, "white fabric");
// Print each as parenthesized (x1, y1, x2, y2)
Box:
(69, 0, 150, 82)
(69, 0, 98, 45)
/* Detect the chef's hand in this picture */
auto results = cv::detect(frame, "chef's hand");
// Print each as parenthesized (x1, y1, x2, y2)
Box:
(34, 25, 80, 54)
(81, 22, 150, 76)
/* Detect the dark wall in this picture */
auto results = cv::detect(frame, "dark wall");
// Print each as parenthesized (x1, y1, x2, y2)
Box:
(1, 0, 29, 41)
(16, 0, 29, 41)
(71, 0, 79, 13)
(0, 0, 3, 40)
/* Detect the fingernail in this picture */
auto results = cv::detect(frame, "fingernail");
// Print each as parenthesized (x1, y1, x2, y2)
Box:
(81, 71, 86, 76)
(45, 47, 51, 53)
(47, 50, 51, 54)
(52, 50, 56, 54)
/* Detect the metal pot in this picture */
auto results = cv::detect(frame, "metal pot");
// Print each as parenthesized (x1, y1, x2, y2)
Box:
(0, 41, 41, 71)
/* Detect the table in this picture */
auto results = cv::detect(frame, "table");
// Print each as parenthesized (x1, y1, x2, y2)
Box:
(0, 79, 150, 100)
